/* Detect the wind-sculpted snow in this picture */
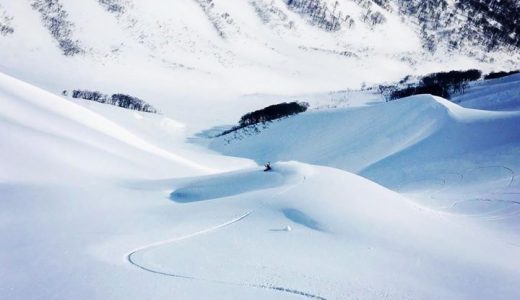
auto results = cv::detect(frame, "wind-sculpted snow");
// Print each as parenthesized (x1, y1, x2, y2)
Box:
(210, 95, 452, 172)
(452, 73, 520, 111)
(0, 72, 213, 181)
(170, 166, 288, 203)
(125, 162, 520, 299)
(208, 92, 520, 236)
(281, 208, 323, 231)
(361, 96, 520, 189)
(1, 17, 520, 297)
(210, 94, 520, 186)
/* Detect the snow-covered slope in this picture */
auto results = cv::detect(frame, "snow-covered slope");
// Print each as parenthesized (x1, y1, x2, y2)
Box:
(210, 94, 520, 176)
(0, 0, 518, 102)
(129, 162, 520, 299)
(452, 73, 520, 111)
(1, 2, 520, 298)
(0, 71, 254, 182)
(2, 68, 520, 299)
(209, 82, 520, 230)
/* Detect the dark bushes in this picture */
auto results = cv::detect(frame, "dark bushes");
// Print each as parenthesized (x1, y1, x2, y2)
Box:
(0, 6, 14, 36)
(388, 69, 482, 100)
(219, 102, 309, 136)
(395, 0, 520, 52)
(238, 102, 309, 127)
(390, 84, 446, 100)
(72, 90, 106, 102)
(98, 0, 125, 14)
(484, 70, 520, 80)
(70, 89, 158, 113)
(31, 0, 83, 56)
(286, 0, 348, 31)
(111, 94, 157, 113)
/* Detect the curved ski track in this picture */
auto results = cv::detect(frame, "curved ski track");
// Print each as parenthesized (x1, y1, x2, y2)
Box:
(126, 175, 327, 300)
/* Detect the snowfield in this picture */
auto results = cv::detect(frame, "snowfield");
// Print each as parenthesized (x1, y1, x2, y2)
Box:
(1, 1, 520, 298)
(1, 69, 519, 299)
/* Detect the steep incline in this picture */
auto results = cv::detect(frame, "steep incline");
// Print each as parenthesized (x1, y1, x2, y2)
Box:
(209, 94, 520, 215)
(0, 72, 214, 182)
(211, 95, 520, 172)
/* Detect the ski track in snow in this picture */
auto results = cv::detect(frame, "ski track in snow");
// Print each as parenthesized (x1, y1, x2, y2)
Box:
(428, 166, 518, 211)
(126, 175, 327, 300)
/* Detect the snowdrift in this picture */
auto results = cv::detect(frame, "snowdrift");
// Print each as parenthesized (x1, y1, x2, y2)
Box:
(0, 72, 212, 182)
(210, 94, 520, 190)
(169, 165, 292, 203)
(130, 162, 520, 299)
(453, 73, 520, 111)
(1, 2, 519, 299)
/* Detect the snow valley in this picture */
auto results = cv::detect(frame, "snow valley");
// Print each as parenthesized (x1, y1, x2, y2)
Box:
(1, 1, 520, 299)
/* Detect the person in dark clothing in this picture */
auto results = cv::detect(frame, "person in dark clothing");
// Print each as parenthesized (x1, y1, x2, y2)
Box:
(264, 162, 272, 172)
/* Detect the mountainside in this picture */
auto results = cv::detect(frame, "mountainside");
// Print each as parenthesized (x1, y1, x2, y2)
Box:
(0, 0, 518, 100)
(208, 74, 520, 228)
(2, 70, 520, 299)
(1, 2, 520, 300)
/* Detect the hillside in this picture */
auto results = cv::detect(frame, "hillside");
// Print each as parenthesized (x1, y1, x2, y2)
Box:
(0, 0, 518, 101)
(209, 77, 520, 226)
(1, 1, 519, 299)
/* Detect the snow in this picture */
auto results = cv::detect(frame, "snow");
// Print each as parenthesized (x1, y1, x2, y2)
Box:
(2, 69, 519, 299)
(452, 73, 520, 111)
(0, 0, 517, 104)
(1, 2, 520, 299)
(126, 162, 520, 299)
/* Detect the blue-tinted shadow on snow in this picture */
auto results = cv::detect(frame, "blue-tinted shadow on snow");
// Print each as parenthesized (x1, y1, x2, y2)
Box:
(282, 208, 323, 231)
(170, 169, 285, 203)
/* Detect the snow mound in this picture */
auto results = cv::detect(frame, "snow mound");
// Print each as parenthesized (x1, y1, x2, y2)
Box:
(129, 161, 520, 299)
(208, 94, 520, 221)
(169, 164, 297, 203)
(211, 95, 519, 170)
(0, 72, 211, 182)
(453, 73, 520, 111)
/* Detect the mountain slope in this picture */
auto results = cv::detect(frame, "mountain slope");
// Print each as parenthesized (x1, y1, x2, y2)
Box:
(208, 84, 520, 220)
(0, 71, 234, 182)
(210, 94, 520, 174)
(1, 2, 519, 299)
(0, 0, 518, 100)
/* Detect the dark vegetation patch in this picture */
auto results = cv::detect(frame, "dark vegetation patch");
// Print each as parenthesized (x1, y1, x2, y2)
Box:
(286, 0, 356, 31)
(98, 0, 126, 15)
(251, 0, 294, 29)
(194, 0, 228, 38)
(483, 70, 520, 80)
(0, 5, 14, 36)
(219, 102, 309, 136)
(352, 0, 387, 29)
(64, 89, 158, 113)
(378, 68, 520, 102)
(31, 0, 83, 56)
(375, 0, 520, 52)
(379, 69, 482, 101)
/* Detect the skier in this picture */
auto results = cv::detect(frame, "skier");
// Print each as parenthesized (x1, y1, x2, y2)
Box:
(263, 162, 272, 172)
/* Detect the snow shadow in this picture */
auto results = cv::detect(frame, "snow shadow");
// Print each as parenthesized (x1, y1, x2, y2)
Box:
(282, 208, 323, 231)
(170, 168, 285, 203)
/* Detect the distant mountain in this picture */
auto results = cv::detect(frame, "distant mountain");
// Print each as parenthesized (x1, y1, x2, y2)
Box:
(0, 0, 518, 96)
